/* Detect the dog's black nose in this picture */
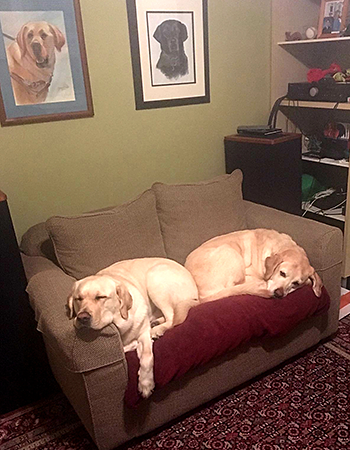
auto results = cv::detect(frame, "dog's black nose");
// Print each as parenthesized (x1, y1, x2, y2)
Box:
(274, 288, 284, 299)
(32, 42, 42, 56)
(77, 312, 91, 327)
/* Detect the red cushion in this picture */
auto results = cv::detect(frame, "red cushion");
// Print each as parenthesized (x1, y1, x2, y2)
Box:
(124, 285, 330, 407)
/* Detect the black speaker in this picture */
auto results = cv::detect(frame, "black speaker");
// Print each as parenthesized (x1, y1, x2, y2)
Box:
(0, 191, 58, 414)
(224, 133, 302, 215)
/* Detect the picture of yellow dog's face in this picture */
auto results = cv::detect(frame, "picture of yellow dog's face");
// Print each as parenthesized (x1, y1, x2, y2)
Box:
(66, 275, 132, 330)
(264, 249, 323, 298)
(17, 21, 65, 68)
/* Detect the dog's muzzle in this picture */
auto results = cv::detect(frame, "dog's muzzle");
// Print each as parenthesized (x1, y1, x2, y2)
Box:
(168, 39, 179, 52)
(273, 288, 284, 299)
(76, 311, 92, 327)
(32, 42, 49, 67)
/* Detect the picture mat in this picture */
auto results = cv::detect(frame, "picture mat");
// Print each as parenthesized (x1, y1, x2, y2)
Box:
(0, 0, 88, 120)
(135, 0, 206, 102)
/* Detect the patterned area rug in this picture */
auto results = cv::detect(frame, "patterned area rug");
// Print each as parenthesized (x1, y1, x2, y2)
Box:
(1, 317, 350, 450)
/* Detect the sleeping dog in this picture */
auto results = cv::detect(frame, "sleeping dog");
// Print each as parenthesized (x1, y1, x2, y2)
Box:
(67, 258, 198, 398)
(185, 228, 323, 302)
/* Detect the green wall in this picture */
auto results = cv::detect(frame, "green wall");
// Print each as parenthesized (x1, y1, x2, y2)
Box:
(1, 0, 271, 239)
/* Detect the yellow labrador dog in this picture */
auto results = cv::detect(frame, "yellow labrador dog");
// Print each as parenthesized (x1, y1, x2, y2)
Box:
(6, 21, 65, 105)
(66, 258, 198, 398)
(185, 228, 322, 302)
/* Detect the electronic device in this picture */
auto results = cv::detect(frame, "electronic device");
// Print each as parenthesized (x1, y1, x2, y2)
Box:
(237, 125, 283, 137)
(236, 95, 285, 138)
(287, 81, 350, 102)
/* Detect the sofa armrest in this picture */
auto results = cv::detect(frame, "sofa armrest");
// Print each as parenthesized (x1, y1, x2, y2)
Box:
(244, 200, 342, 334)
(21, 253, 62, 281)
(26, 261, 127, 374)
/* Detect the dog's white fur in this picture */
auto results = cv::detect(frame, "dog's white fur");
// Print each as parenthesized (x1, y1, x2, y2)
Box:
(185, 228, 323, 302)
(66, 258, 198, 398)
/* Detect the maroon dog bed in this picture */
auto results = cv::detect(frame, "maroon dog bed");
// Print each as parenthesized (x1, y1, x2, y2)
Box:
(124, 285, 330, 407)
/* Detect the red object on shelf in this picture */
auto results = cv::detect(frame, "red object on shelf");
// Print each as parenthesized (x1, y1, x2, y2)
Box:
(307, 63, 342, 83)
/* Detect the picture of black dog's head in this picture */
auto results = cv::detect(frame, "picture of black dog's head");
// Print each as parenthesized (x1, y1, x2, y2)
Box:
(153, 19, 189, 80)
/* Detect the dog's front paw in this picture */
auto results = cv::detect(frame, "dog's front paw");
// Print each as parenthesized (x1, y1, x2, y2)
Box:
(138, 378, 155, 398)
(151, 329, 162, 340)
(150, 325, 167, 340)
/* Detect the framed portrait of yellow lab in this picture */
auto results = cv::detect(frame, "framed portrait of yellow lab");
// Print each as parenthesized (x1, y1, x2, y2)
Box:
(0, 0, 93, 126)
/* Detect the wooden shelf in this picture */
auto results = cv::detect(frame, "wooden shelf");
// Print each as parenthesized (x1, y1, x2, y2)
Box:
(278, 36, 350, 46)
(280, 100, 350, 131)
(281, 99, 350, 110)
(302, 155, 349, 168)
(278, 36, 350, 68)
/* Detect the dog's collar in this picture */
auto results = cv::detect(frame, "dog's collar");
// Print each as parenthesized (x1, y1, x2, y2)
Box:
(10, 71, 52, 97)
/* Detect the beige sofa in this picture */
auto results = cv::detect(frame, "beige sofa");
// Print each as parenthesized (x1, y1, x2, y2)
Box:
(21, 170, 342, 450)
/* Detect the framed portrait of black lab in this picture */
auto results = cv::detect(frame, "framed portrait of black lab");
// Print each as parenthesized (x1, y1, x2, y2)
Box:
(0, 0, 93, 126)
(126, 0, 210, 110)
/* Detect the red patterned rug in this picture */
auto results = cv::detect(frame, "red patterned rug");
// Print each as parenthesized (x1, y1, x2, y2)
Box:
(1, 316, 350, 450)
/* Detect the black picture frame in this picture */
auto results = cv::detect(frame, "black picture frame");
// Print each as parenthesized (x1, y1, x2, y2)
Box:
(126, 0, 210, 110)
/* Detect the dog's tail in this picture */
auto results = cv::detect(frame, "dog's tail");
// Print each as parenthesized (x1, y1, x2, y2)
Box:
(173, 299, 199, 326)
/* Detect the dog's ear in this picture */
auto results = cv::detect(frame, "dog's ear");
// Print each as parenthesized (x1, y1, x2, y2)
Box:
(66, 290, 75, 320)
(66, 296, 74, 319)
(264, 253, 283, 281)
(49, 24, 66, 51)
(179, 21, 188, 42)
(66, 281, 79, 319)
(16, 24, 28, 56)
(116, 283, 133, 320)
(153, 23, 163, 43)
(308, 269, 323, 297)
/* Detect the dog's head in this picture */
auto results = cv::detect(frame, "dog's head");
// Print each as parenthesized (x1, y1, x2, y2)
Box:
(153, 19, 188, 54)
(66, 275, 133, 330)
(16, 21, 65, 67)
(263, 248, 323, 298)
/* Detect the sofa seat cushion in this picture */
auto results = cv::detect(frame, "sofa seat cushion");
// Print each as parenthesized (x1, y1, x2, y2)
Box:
(124, 285, 330, 408)
(46, 190, 166, 279)
(152, 170, 247, 264)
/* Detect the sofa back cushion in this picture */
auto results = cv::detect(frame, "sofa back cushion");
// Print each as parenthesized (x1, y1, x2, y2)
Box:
(152, 170, 247, 264)
(46, 189, 166, 279)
